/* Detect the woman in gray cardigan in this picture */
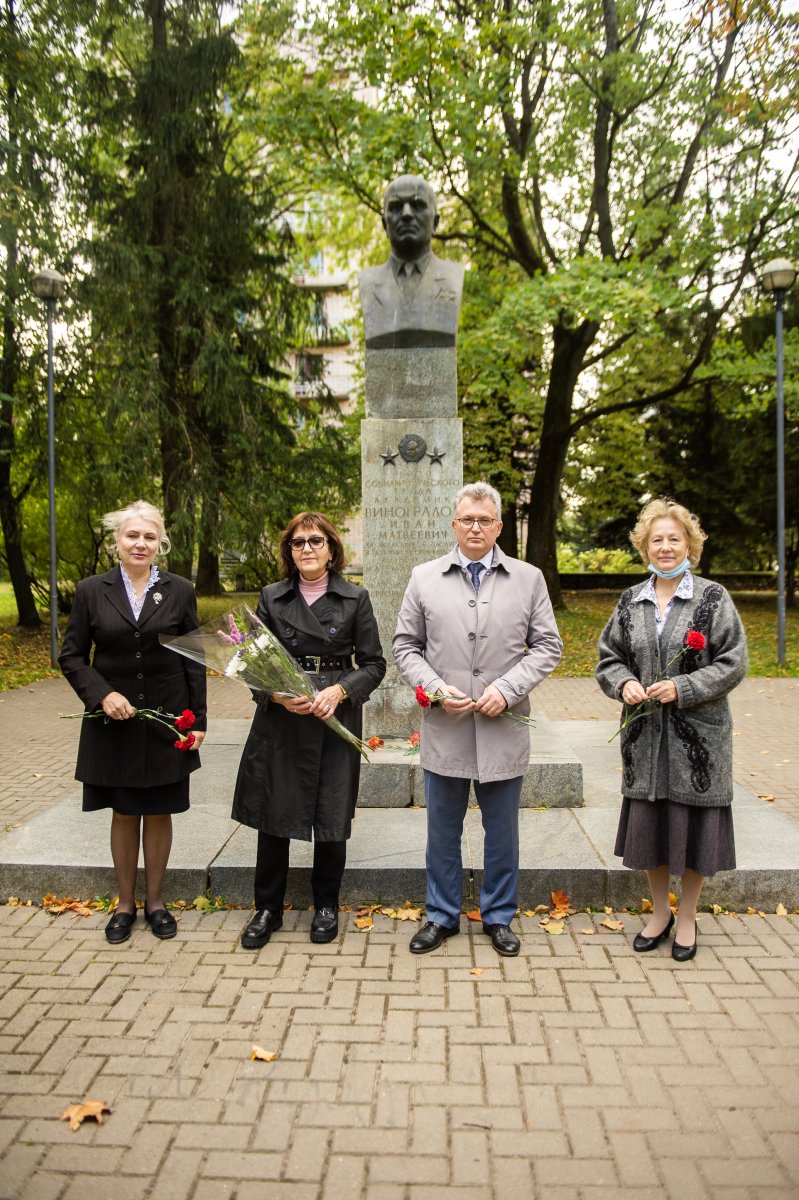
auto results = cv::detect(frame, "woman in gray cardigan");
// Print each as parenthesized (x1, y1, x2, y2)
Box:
(596, 499, 747, 961)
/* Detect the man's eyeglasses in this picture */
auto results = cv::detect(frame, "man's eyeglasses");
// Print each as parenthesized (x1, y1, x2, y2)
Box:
(455, 516, 497, 529)
(290, 535, 327, 550)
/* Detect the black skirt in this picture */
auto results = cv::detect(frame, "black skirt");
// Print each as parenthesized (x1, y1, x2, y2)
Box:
(82, 777, 190, 816)
(615, 795, 735, 878)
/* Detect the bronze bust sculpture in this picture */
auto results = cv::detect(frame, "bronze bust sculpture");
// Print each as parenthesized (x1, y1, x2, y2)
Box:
(359, 175, 465, 350)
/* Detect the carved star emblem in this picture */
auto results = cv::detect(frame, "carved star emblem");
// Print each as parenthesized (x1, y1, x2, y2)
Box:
(427, 446, 446, 465)
(380, 447, 399, 465)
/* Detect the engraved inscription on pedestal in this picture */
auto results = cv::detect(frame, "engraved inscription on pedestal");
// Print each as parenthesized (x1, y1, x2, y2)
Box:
(362, 417, 463, 737)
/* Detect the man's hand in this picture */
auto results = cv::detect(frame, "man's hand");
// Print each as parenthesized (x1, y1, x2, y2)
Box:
(440, 684, 474, 714)
(473, 684, 507, 718)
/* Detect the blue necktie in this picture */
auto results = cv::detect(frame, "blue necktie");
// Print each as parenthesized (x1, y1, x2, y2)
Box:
(467, 562, 485, 593)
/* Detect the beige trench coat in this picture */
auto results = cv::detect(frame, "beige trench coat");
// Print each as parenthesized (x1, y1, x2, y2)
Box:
(393, 546, 562, 782)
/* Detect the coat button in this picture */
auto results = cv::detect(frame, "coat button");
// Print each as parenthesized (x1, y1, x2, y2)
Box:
(473, 669, 480, 676)
(329, 628, 336, 634)
(468, 632, 476, 640)
(136, 652, 142, 659)
(291, 639, 298, 646)
(468, 599, 476, 608)
(138, 694, 144, 700)
(137, 673, 143, 679)
(284, 628, 293, 636)
(134, 632, 140, 639)
(320, 676, 328, 683)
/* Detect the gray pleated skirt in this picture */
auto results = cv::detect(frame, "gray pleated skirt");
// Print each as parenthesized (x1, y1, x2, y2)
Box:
(615, 796, 735, 878)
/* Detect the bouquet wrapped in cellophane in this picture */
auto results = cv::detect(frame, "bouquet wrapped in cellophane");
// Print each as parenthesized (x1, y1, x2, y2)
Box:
(160, 605, 370, 758)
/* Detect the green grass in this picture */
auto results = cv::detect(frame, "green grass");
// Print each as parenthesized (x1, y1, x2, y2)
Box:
(0, 580, 795, 691)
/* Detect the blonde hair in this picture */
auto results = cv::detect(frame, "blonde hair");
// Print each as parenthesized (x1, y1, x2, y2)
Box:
(630, 497, 706, 568)
(102, 500, 171, 557)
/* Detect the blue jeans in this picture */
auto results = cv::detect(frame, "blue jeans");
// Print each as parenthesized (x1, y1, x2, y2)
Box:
(423, 770, 522, 927)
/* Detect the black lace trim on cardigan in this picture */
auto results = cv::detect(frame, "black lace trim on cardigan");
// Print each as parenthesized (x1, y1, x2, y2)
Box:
(678, 583, 722, 676)
(670, 709, 712, 793)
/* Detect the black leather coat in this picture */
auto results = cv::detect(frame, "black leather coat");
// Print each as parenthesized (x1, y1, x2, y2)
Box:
(231, 573, 385, 840)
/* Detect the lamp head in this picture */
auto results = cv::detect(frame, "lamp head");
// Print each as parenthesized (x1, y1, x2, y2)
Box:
(759, 257, 797, 294)
(31, 269, 67, 301)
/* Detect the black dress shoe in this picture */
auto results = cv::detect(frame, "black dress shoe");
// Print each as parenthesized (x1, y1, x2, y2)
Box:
(240, 908, 283, 950)
(672, 927, 698, 962)
(483, 923, 521, 956)
(105, 908, 136, 945)
(632, 911, 674, 953)
(310, 907, 338, 944)
(409, 921, 460, 954)
(144, 907, 177, 940)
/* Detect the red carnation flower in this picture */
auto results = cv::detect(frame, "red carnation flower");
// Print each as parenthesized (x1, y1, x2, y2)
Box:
(175, 732, 196, 752)
(175, 709, 196, 731)
(685, 630, 706, 651)
(415, 686, 431, 708)
(409, 731, 420, 747)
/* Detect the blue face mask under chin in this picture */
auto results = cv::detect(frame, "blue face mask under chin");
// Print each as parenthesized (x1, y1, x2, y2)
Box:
(648, 557, 690, 580)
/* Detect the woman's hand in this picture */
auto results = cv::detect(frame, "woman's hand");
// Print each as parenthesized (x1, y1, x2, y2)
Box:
(647, 679, 678, 704)
(190, 731, 206, 750)
(621, 680, 648, 706)
(101, 691, 136, 720)
(271, 692, 313, 715)
(309, 685, 345, 721)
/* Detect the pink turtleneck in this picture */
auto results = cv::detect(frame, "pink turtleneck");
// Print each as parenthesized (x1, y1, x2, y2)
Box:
(298, 571, 329, 606)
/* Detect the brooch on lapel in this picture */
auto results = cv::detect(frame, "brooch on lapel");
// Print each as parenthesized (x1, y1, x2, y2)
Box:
(153, 592, 163, 605)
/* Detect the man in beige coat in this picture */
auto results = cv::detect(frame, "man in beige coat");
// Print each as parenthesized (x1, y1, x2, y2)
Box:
(393, 482, 562, 955)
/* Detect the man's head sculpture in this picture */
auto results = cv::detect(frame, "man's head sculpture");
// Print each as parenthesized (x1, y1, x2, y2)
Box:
(382, 176, 439, 262)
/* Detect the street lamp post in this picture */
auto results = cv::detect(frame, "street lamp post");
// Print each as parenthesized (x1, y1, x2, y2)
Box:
(758, 257, 797, 668)
(31, 269, 67, 669)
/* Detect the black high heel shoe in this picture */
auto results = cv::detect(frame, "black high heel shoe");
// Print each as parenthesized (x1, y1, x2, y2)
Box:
(632, 911, 674, 953)
(672, 927, 698, 962)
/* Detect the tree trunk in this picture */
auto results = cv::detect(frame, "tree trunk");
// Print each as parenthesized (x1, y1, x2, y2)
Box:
(497, 499, 517, 557)
(195, 495, 221, 595)
(0, 0, 40, 627)
(524, 321, 599, 606)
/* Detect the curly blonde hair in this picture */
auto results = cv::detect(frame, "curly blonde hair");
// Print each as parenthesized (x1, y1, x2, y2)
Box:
(629, 498, 706, 568)
(102, 500, 171, 557)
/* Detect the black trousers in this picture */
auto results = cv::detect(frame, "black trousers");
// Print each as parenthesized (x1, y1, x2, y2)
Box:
(254, 833, 347, 911)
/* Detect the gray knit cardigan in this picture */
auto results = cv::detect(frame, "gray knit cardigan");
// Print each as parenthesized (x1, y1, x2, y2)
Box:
(596, 576, 748, 807)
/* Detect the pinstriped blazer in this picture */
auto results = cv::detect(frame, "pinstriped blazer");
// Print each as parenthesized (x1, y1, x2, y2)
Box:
(59, 567, 207, 789)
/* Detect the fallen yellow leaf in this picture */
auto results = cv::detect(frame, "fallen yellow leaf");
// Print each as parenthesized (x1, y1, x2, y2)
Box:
(668, 893, 678, 907)
(60, 1100, 111, 1131)
(641, 898, 653, 913)
(578, 928, 598, 935)
(550, 888, 571, 912)
(603, 906, 613, 915)
(354, 916, 373, 930)
(544, 921, 564, 936)
(250, 1046, 276, 1062)
(465, 909, 482, 922)
(600, 918, 625, 932)
(470, 967, 484, 977)
(775, 903, 788, 917)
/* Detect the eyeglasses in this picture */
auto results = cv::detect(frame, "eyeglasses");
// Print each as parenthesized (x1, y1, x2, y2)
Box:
(455, 516, 497, 529)
(290, 535, 327, 550)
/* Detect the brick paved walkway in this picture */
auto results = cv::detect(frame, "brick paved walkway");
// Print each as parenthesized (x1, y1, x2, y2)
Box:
(1, 903, 798, 1200)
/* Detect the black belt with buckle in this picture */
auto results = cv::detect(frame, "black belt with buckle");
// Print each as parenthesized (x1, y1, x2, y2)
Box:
(295, 655, 352, 673)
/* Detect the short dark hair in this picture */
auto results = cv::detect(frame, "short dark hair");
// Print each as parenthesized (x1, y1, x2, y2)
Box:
(279, 511, 347, 578)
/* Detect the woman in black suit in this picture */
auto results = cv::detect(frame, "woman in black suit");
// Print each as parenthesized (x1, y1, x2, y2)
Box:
(233, 512, 385, 949)
(59, 500, 207, 944)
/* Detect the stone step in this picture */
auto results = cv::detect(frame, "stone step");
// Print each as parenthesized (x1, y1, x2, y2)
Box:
(211, 714, 584, 809)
